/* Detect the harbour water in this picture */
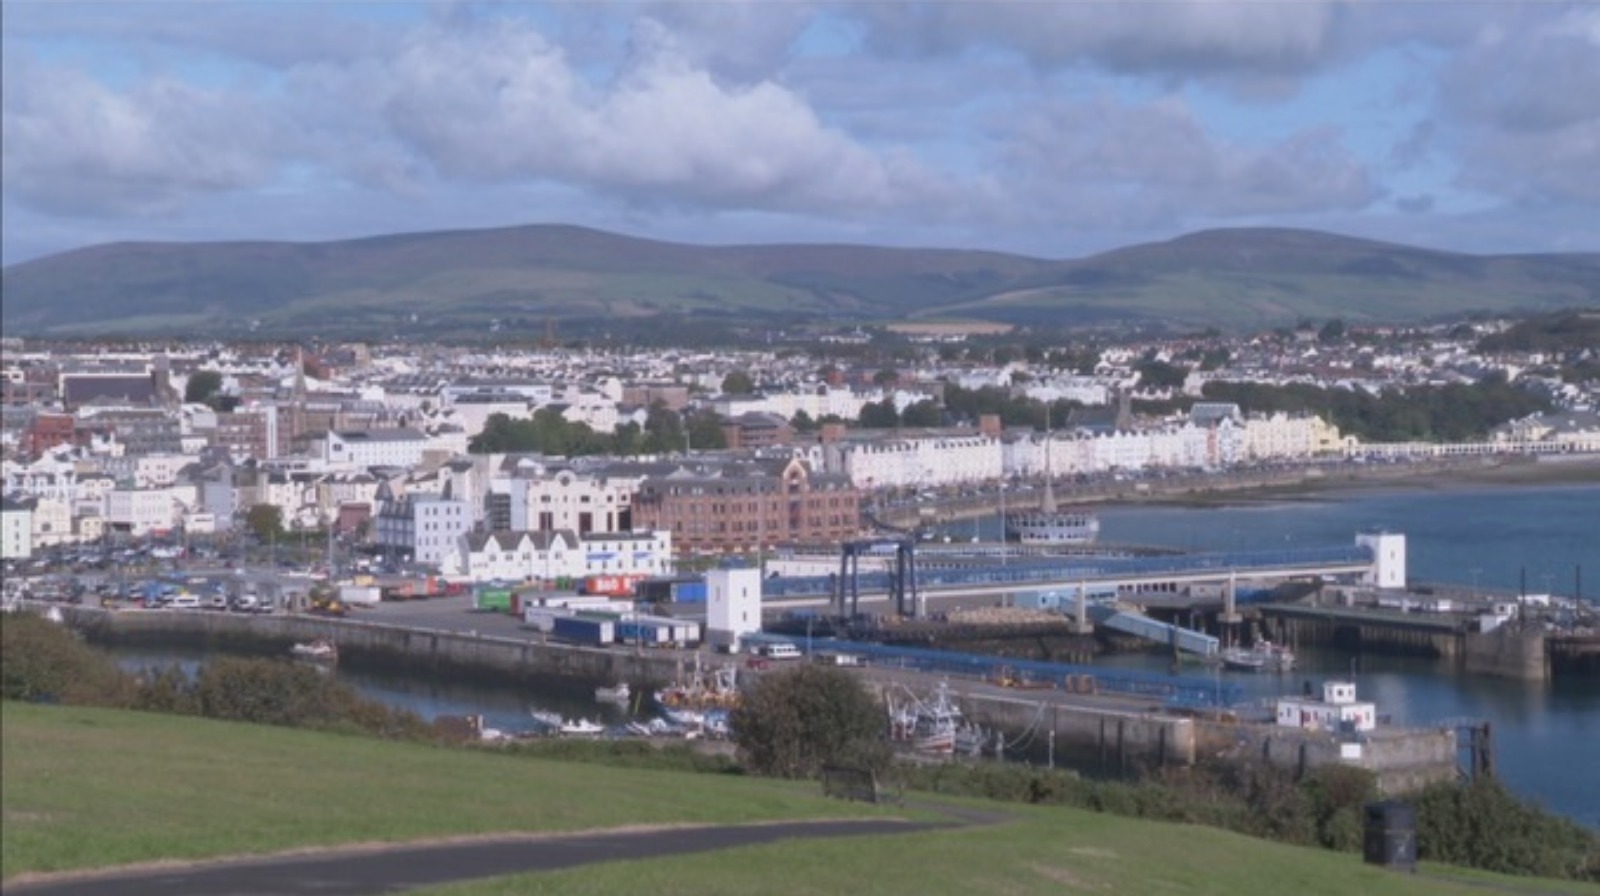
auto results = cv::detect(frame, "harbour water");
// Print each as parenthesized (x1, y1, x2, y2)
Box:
(1085, 481, 1600, 830)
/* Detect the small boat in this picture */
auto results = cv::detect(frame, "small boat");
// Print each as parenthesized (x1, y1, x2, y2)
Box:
(528, 708, 564, 729)
(1220, 641, 1296, 673)
(1220, 647, 1266, 672)
(558, 717, 605, 737)
(289, 639, 338, 663)
(595, 682, 631, 704)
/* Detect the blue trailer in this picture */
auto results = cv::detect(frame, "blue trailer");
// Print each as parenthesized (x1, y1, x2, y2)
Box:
(551, 614, 616, 647)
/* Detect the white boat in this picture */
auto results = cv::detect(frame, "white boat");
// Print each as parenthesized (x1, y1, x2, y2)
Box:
(595, 682, 631, 704)
(528, 708, 564, 729)
(558, 717, 605, 737)
(289, 639, 338, 663)
(1221, 640, 1296, 673)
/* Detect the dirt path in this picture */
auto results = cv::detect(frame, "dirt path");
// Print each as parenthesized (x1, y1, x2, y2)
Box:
(3, 810, 1002, 896)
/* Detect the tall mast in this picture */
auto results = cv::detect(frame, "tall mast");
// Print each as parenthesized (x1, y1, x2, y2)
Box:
(1041, 405, 1057, 515)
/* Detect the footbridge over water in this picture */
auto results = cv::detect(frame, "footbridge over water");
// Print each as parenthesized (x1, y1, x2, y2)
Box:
(762, 542, 1378, 618)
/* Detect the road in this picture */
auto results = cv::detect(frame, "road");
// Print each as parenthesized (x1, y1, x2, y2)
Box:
(4, 818, 952, 896)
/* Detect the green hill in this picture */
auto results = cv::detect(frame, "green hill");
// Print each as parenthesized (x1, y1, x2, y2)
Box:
(6, 702, 1589, 895)
(3, 224, 1596, 338)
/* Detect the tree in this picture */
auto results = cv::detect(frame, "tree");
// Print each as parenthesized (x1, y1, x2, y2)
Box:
(244, 504, 286, 544)
(900, 399, 943, 428)
(730, 664, 891, 779)
(791, 409, 818, 433)
(1318, 318, 1347, 345)
(721, 370, 755, 395)
(185, 370, 224, 406)
(857, 399, 900, 429)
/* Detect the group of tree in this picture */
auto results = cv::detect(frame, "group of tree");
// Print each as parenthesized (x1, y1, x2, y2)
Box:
(2, 613, 428, 740)
(183, 369, 240, 412)
(852, 383, 1085, 431)
(469, 404, 728, 455)
(1199, 375, 1551, 442)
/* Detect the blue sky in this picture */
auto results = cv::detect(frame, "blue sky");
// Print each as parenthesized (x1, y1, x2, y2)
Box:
(4, 1, 1598, 265)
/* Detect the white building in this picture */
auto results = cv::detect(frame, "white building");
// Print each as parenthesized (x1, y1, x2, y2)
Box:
(706, 565, 763, 650)
(455, 528, 672, 583)
(505, 467, 640, 534)
(1356, 531, 1407, 590)
(322, 429, 430, 470)
(373, 493, 474, 567)
(1276, 681, 1377, 733)
(106, 487, 183, 536)
(1, 496, 34, 560)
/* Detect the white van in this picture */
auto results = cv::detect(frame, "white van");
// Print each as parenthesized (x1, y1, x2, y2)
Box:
(758, 643, 802, 661)
(168, 594, 201, 609)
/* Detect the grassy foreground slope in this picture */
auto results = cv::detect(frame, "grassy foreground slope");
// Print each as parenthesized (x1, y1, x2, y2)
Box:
(4, 703, 1593, 896)
(0, 702, 893, 880)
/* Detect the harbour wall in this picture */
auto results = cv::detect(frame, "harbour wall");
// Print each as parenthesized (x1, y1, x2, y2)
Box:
(1194, 719, 1459, 796)
(69, 607, 689, 687)
(54, 606, 1460, 789)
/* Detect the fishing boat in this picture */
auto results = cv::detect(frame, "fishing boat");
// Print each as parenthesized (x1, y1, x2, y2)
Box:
(886, 681, 964, 756)
(654, 655, 740, 727)
(595, 682, 631, 704)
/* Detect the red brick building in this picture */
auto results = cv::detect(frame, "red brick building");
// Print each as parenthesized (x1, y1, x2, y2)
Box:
(632, 457, 860, 554)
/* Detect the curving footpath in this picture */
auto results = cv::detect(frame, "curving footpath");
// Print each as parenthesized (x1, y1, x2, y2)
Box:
(5, 816, 971, 896)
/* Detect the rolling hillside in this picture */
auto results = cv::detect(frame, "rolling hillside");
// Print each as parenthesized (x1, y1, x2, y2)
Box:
(3, 224, 1596, 338)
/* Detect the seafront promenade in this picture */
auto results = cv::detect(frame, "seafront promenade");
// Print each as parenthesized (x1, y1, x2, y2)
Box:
(869, 453, 1600, 530)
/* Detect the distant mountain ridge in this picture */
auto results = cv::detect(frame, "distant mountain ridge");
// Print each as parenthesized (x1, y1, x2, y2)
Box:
(3, 224, 1596, 338)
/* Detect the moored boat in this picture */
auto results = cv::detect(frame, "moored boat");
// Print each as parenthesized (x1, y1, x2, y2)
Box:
(595, 682, 631, 704)
(1220, 640, 1296, 673)
(887, 680, 964, 756)
(289, 639, 338, 663)
(558, 717, 605, 737)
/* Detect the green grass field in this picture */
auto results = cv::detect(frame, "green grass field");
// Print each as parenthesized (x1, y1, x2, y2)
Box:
(4, 702, 1594, 895)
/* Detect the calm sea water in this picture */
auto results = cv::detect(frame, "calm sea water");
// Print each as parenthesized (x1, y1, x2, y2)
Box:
(1086, 482, 1600, 830)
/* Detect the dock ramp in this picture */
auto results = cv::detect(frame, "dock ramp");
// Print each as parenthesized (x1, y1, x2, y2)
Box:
(1098, 608, 1218, 656)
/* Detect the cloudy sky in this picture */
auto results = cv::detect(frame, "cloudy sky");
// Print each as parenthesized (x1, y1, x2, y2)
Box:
(4, 1, 1598, 265)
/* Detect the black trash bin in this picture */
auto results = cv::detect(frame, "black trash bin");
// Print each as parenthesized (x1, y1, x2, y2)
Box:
(1363, 801, 1416, 872)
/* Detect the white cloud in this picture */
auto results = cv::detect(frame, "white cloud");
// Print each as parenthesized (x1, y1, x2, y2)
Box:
(1002, 95, 1377, 229)
(1, 52, 284, 216)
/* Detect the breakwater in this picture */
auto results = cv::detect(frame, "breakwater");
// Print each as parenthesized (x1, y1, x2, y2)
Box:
(52, 605, 1461, 793)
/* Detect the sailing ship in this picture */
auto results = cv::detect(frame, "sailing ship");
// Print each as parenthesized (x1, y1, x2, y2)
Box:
(1005, 428, 1099, 545)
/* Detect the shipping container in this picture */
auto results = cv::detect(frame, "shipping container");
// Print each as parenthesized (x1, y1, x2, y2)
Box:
(474, 586, 514, 613)
(522, 607, 571, 633)
(579, 574, 644, 598)
(552, 614, 615, 646)
(671, 580, 708, 603)
(339, 585, 382, 607)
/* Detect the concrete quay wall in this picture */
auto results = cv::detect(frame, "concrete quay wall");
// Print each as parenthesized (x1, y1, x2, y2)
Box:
(71, 607, 689, 686)
(1195, 719, 1458, 796)
(1460, 627, 1548, 680)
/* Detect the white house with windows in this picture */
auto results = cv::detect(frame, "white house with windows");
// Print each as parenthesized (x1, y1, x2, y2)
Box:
(1, 496, 34, 560)
(374, 493, 474, 567)
(505, 467, 641, 534)
(321, 429, 429, 471)
(454, 528, 671, 583)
